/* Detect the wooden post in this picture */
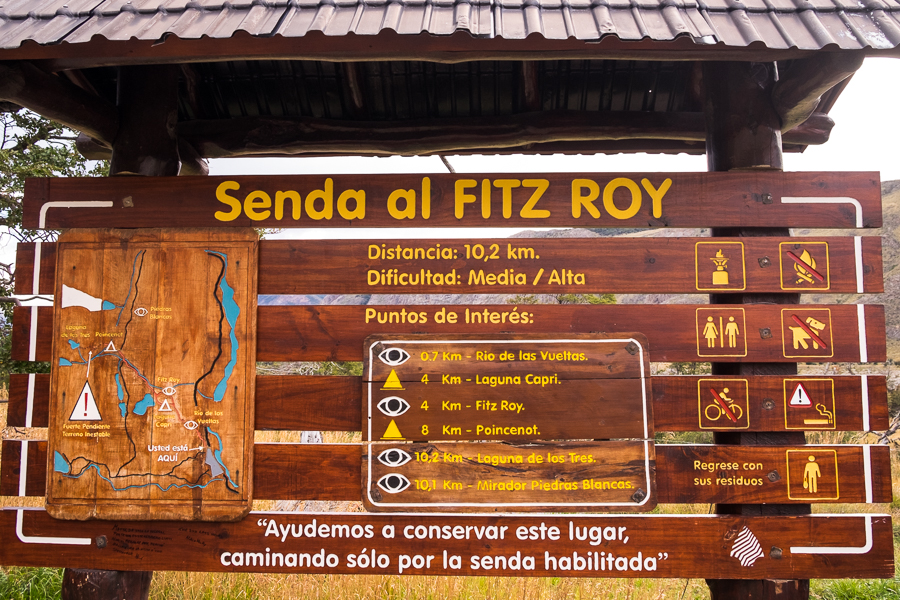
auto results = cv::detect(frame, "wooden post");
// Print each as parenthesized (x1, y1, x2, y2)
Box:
(60, 65, 180, 600)
(703, 61, 810, 600)
(110, 65, 180, 176)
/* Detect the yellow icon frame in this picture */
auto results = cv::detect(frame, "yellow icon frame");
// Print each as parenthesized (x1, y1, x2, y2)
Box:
(697, 378, 749, 429)
(695, 307, 748, 358)
(779, 241, 830, 291)
(694, 241, 746, 291)
(785, 449, 839, 500)
(781, 308, 834, 359)
(783, 378, 836, 430)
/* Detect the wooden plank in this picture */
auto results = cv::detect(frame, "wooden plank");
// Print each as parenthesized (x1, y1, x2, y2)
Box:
(363, 334, 651, 442)
(5, 441, 889, 505)
(46, 229, 258, 521)
(363, 441, 655, 512)
(0, 509, 892, 578)
(652, 375, 889, 432)
(258, 237, 882, 294)
(254, 304, 885, 363)
(656, 444, 891, 504)
(23, 172, 881, 230)
(26, 236, 880, 297)
(10, 374, 889, 433)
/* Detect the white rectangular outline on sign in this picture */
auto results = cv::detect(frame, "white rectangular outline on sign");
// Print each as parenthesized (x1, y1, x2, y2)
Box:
(365, 337, 652, 509)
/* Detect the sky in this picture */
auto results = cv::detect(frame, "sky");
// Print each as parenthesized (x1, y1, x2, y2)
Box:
(204, 57, 900, 242)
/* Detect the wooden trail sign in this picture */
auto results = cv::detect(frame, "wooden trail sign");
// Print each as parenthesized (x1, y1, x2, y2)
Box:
(24, 172, 882, 229)
(0, 509, 893, 579)
(46, 230, 258, 521)
(364, 334, 651, 442)
(6, 373, 890, 434)
(16, 237, 883, 297)
(363, 441, 655, 512)
(6, 440, 890, 506)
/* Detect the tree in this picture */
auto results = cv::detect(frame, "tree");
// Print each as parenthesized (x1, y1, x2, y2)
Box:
(0, 106, 108, 382)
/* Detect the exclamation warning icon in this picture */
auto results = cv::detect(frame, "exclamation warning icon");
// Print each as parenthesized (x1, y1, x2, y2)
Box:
(789, 383, 812, 406)
(69, 381, 102, 421)
(381, 370, 405, 391)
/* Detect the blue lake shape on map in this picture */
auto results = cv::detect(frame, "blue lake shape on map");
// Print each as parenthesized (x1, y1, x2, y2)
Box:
(133, 394, 155, 416)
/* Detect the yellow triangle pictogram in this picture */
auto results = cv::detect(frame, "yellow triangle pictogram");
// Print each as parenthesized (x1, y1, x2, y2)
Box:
(381, 370, 405, 391)
(381, 419, 404, 440)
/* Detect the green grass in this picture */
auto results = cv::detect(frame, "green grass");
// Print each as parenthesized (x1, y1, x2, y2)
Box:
(811, 578, 900, 599)
(0, 567, 62, 600)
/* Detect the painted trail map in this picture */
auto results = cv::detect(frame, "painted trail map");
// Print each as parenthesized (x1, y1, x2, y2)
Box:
(46, 229, 257, 521)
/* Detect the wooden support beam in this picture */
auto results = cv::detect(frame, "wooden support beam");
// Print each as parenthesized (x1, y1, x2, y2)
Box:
(178, 111, 832, 158)
(342, 62, 366, 118)
(0, 61, 118, 146)
(703, 60, 808, 600)
(110, 65, 180, 176)
(773, 53, 864, 133)
(521, 61, 541, 112)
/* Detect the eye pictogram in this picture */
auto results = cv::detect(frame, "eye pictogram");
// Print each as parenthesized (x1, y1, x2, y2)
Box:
(377, 396, 410, 417)
(377, 473, 411, 494)
(377, 448, 412, 467)
(183, 420, 199, 430)
(133, 307, 148, 317)
(378, 347, 410, 366)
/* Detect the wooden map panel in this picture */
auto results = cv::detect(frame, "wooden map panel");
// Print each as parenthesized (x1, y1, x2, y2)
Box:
(6, 373, 889, 433)
(6, 441, 891, 505)
(24, 172, 881, 229)
(0, 510, 893, 578)
(46, 229, 257, 521)
(363, 334, 651, 442)
(257, 237, 882, 295)
(363, 441, 655, 512)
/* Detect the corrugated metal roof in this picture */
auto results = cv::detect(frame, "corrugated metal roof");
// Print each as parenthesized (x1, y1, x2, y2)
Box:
(0, 0, 898, 51)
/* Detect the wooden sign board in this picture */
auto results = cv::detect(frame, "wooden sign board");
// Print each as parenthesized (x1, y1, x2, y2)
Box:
(0, 510, 893, 579)
(15, 236, 883, 298)
(363, 441, 655, 512)
(4, 373, 890, 434)
(654, 375, 889, 432)
(5, 440, 891, 506)
(46, 229, 258, 521)
(256, 237, 882, 295)
(14, 304, 885, 365)
(363, 334, 652, 442)
(656, 445, 891, 504)
(24, 172, 881, 229)
(250, 304, 885, 363)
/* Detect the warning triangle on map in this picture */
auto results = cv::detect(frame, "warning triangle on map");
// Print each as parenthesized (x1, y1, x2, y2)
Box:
(381, 370, 405, 391)
(69, 381, 102, 421)
(103, 341, 117, 353)
(381, 419, 404, 440)
(789, 383, 812, 406)
(158, 398, 173, 412)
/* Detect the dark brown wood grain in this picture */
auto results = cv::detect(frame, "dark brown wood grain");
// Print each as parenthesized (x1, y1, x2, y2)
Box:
(254, 304, 886, 363)
(8, 373, 887, 433)
(23, 172, 881, 230)
(258, 237, 882, 294)
(25, 236, 879, 297)
(363, 441, 655, 512)
(3, 441, 888, 505)
(0, 509, 891, 578)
